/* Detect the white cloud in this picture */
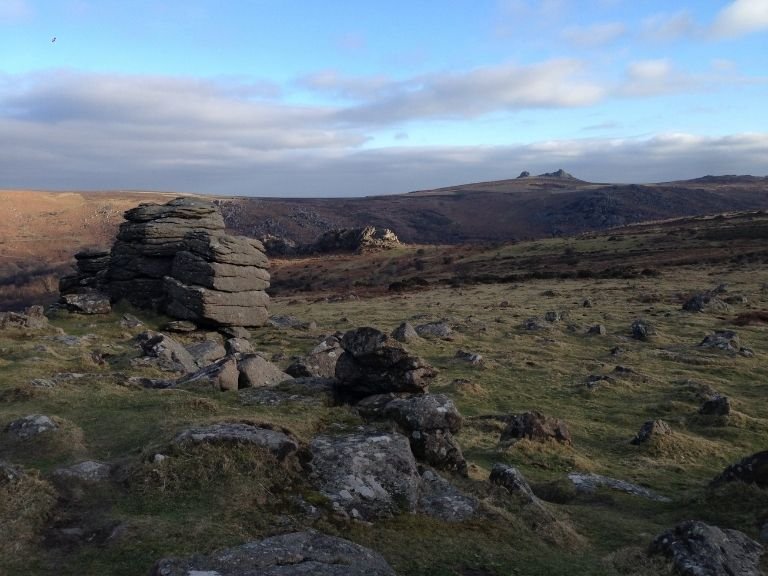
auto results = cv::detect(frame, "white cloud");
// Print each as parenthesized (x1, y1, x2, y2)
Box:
(711, 0, 768, 38)
(0, 0, 31, 21)
(641, 10, 696, 42)
(563, 22, 627, 47)
(336, 60, 605, 124)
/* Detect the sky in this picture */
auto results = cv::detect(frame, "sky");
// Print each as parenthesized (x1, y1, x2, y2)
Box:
(1, 0, 767, 197)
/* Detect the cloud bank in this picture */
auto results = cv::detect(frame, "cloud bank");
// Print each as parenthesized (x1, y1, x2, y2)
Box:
(0, 66, 765, 196)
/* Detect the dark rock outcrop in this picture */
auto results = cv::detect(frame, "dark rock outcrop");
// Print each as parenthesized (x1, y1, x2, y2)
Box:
(150, 531, 397, 576)
(649, 520, 763, 576)
(500, 411, 572, 445)
(700, 395, 731, 416)
(334, 327, 437, 399)
(711, 451, 768, 487)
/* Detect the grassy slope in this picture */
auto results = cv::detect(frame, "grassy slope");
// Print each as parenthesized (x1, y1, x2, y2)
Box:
(1, 224, 768, 574)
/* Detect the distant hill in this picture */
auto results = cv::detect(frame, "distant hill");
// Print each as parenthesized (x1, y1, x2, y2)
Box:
(0, 173, 767, 308)
(220, 173, 768, 244)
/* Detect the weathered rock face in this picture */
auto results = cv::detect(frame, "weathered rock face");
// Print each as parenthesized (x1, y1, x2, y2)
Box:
(308, 226, 400, 254)
(60, 197, 271, 327)
(357, 393, 466, 473)
(649, 521, 763, 576)
(60, 292, 112, 315)
(711, 451, 768, 487)
(286, 335, 343, 378)
(417, 468, 478, 522)
(335, 327, 437, 399)
(308, 429, 421, 520)
(150, 531, 397, 576)
(500, 411, 572, 445)
(135, 331, 198, 374)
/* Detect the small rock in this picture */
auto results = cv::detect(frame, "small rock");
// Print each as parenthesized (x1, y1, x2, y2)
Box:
(391, 321, 420, 343)
(631, 319, 654, 340)
(500, 411, 572, 445)
(455, 349, 483, 366)
(699, 331, 741, 353)
(135, 331, 198, 373)
(544, 311, 561, 323)
(587, 324, 606, 335)
(119, 313, 143, 328)
(177, 355, 240, 391)
(5, 414, 58, 439)
(185, 340, 227, 367)
(582, 299, 593, 308)
(415, 321, 454, 340)
(418, 468, 478, 522)
(225, 337, 253, 354)
(631, 419, 672, 444)
(53, 460, 111, 482)
(490, 463, 537, 503)
(173, 422, 298, 460)
(162, 320, 198, 333)
(682, 292, 731, 313)
(270, 315, 316, 330)
(238, 354, 292, 388)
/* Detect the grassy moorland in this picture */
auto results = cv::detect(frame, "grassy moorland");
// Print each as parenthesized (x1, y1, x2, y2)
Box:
(1, 211, 767, 575)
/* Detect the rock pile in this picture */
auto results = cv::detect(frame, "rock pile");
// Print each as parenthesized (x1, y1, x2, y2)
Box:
(60, 198, 270, 327)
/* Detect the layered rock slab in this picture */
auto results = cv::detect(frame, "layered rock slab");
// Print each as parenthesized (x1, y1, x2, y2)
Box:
(150, 531, 396, 576)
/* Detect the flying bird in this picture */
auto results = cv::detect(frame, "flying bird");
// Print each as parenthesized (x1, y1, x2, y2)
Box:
(51, 37, 56, 43)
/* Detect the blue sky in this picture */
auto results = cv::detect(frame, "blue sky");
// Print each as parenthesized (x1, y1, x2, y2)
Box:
(1, 0, 767, 196)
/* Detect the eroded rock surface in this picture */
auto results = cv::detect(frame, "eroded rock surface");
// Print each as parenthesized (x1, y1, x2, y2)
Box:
(649, 520, 763, 576)
(173, 422, 298, 460)
(308, 429, 420, 520)
(150, 531, 396, 576)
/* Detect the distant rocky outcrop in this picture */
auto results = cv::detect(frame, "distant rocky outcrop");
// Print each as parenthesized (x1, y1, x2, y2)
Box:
(538, 169, 577, 179)
(260, 226, 400, 257)
(59, 198, 270, 327)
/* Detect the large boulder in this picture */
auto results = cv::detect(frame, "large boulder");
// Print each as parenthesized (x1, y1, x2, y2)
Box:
(489, 463, 537, 503)
(649, 520, 763, 576)
(150, 531, 396, 576)
(334, 327, 437, 399)
(308, 429, 421, 520)
(60, 198, 271, 328)
(711, 451, 768, 487)
(417, 468, 478, 522)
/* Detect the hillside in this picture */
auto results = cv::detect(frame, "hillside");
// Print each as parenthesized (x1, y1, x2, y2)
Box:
(1, 205, 768, 575)
(1, 174, 767, 309)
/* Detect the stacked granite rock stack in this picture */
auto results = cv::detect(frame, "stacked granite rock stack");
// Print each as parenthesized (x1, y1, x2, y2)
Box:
(59, 197, 270, 327)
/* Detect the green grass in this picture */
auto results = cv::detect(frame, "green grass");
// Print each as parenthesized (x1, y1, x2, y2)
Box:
(1, 261, 768, 575)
